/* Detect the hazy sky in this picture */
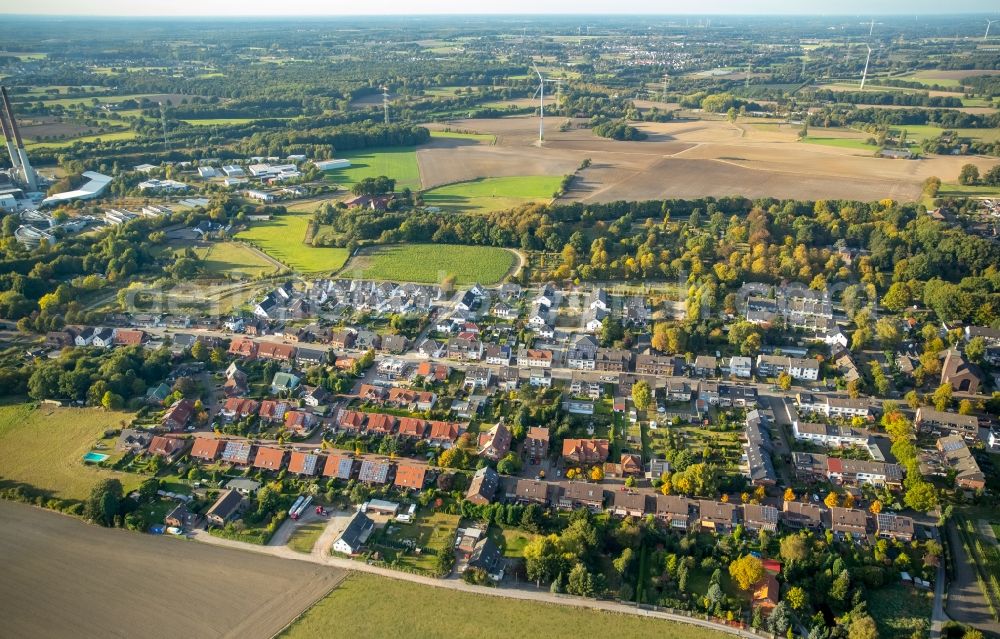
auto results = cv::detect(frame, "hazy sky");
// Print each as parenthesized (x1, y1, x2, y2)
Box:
(4, 0, 998, 16)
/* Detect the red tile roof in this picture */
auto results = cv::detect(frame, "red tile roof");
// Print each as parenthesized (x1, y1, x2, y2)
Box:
(191, 437, 225, 460)
(394, 464, 427, 490)
(252, 447, 286, 471)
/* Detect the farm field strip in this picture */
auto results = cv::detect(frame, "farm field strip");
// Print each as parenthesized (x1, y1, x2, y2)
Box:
(340, 244, 516, 285)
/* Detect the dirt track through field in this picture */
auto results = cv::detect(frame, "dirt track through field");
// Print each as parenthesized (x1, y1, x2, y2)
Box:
(0, 501, 346, 639)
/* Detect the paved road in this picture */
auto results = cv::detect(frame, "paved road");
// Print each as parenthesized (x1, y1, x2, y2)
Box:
(930, 559, 948, 639)
(945, 522, 1000, 636)
(193, 529, 763, 638)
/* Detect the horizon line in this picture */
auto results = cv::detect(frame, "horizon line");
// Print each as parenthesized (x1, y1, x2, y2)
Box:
(1, 11, 998, 18)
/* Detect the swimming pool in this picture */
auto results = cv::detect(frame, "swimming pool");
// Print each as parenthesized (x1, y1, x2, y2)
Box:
(82, 452, 109, 463)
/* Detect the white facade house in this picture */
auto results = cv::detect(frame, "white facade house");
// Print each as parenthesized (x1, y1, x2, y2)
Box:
(729, 356, 752, 378)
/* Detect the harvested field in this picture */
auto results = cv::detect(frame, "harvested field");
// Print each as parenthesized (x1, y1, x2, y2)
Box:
(422, 175, 562, 214)
(0, 501, 345, 639)
(419, 115, 999, 203)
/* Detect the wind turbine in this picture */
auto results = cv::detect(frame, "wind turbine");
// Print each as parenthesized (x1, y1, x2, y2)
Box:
(986, 19, 998, 40)
(381, 85, 390, 125)
(661, 72, 669, 102)
(531, 62, 545, 145)
(860, 44, 873, 90)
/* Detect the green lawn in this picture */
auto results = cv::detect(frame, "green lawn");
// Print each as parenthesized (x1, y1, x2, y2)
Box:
(371, 510, 459, 571)
(287, 521, 325, 554)
(802, 136, 879, 151)
(321, 147, 421, 189)
(182, 118, 271, 126)
(26, 130, 137, 149)
(893, 124, 1000, 143)
(895, 71, 963, 88)
(236, 213, 348, 273)
(193, 242, 278, 279)
(0, 401, 140, 502)
(281, 573, 732, 639)
(867, 583, 932, 639)
(421, 176, 562, 214)
(341, 244, 516, 285)
(937, 183, 1000, 198)
(492, 526, 539, 559)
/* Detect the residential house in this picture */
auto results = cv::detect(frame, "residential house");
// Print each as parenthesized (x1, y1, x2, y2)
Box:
(916, 407, 979, 440)
(283, 410, 317, 435)
(729, 356, 753, 378)
(91, 327, 116, 348)
(826, 457, 903, 489)
(397, 417, 428, 439)
(495, 366, 520, 391)
(288, 451, 322, 476)
(559, 482, 605, 511)
(753, 573, 781, 614)
(394, 464, 427, 491)
(257, 342, 296, 362)
(228, 337, 258, 359)
(594, 348, 631, 372)
(509, 478, 549, 505)
(447, 336, 483, 361)
(221, 440, 255, 466)
(792, 421, 870, 449)
(654, 495, 694, 530)
(611, 491, 648, 518)
(467, 467, 500, 505)
(562, 438, 610, 465)
(332, 512, 374, 555)
(428, 420, 461, 447)
(301, 386, 331, 408)
(358, 459, 393, 485)
(781, 500, 824, 531)
(693, 355, 717, 376)
(270, 372, 300, 394)
(525, 427, 550, 463)
(161, 399, 195, 431)
(937, 436, 986, 490)
(529, 369, 552, 388)
(744, 410, 777, 487)
(415, 361, 450, 383)
(114, 329, 147, 347)
(698, 500, 738, 532)
(742, 503, 779, 532)
(295, 347, 327, 366)
(829, 507, 870, 540)
(220, 397, 259, 422)
(464, 366, 493, 391)
(478, 422, 512, 462)
(876, 513, 915, 542)
(115, 428, 153, 454)
(253, 447, 286, 472)
(190, 437, 225, 461)
(517, 348, 553, 369)
(330, 330, 356, 349)
(366, 413, 397, 436)
(387, 388, 436, 411)
(147, 435, 190, 463)
(259, 400, 290, 424)
(381, 334, 408, 354)
(205, 489, 244, 526)
(323, 455, 355, 480)
(635, 352, 675, 376)
(484, 344, 512, 366)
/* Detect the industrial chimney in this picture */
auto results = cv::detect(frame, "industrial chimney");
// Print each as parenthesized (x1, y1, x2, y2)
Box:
(0, 86, 37, 192)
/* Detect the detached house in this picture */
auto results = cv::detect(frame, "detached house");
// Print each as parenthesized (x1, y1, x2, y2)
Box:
(562, 438, 610, 465)
(478, 422, 512, 462)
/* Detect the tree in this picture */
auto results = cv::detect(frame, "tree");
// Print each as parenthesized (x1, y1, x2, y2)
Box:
(435, 547, 455, 575)
(191, 339, 208, 361)
(783, 488, 796, 502)
(922, 176, 941, 199)
(101, 390, 124, 411)
(848, 614, 879, 639)
(881, 282, 912, 312)
(524, 535, 563, 586)
(566, 562, 594, 597)
(613, 548, 634, 576)
(875, 317, 902, 348)
(931, 383, 952, 411)
(869, 500, 883, 514)
(824, 491, 839, 508)
(966, 336, 986, 364)
(589, 465, 604, 482)
(958, 163, 980, 186)
(777, 372, 792, 391)
(729, 554, 764, 591)
(905, 390, 922, 410)
(631, 380, 652, 411)
(958, 399, 974, 415)
(779, 534, 808, 565)
(904, 481, 938, 512)
(84, 478, 123, 527)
